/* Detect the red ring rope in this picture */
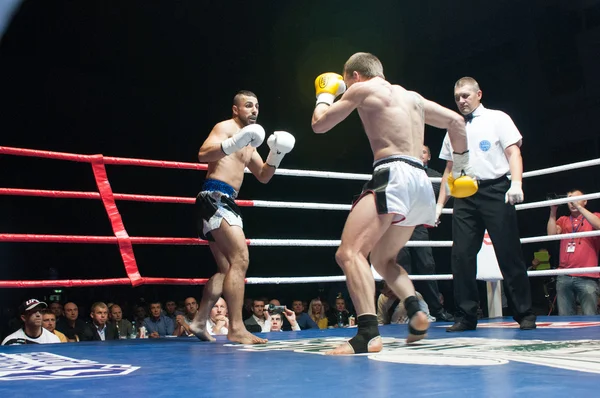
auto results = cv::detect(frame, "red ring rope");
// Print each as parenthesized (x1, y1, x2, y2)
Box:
(0, 146, 217, 288)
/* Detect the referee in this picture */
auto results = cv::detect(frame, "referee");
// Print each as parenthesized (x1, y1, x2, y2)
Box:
(436, 77, 536, 332)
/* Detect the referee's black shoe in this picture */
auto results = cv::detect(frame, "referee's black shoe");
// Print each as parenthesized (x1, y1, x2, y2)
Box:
(433, 309, 455, 322)
(446, 321, 477, 332)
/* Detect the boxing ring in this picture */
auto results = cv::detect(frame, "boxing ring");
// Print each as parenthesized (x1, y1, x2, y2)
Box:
(1, 145, 600, 397)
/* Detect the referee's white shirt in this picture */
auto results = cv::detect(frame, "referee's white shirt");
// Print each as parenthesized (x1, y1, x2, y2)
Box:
(439, 104, 522, 180)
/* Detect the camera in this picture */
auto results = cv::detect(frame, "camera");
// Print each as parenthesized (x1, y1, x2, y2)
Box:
(266, 304, 285, 315)
(546, 193, 567, 201)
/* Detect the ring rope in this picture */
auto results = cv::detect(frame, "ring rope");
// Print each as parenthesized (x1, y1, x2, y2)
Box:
(245, 266, 600, 284)
(2, 145, 599, 182)
(0, 277, 210, 288)
(2, 229, 599, 247)
(2, 266, 598, 289)
(2, 145, 599, 288)
(2, 189, 598, 214)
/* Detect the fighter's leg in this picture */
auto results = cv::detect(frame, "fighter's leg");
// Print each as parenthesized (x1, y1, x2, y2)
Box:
(210, 222, 267, 344)
(190, 242, 230, 342)
(327, 194, 394, 355)
(371, 225, 429, 343)
(408, 228, 444, 316)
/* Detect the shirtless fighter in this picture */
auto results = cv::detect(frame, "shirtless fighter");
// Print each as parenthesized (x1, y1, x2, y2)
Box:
(311, 53, 474, 355)
(190, 90, 295, 344)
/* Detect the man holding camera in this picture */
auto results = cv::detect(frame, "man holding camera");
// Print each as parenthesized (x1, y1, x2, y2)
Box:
(547, 189, 600, 315)
(270, 308, 301, 332)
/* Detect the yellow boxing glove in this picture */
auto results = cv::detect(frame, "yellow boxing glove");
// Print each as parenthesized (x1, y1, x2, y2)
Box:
(314, 73, 346, 106)
(447, 174, 478, 198)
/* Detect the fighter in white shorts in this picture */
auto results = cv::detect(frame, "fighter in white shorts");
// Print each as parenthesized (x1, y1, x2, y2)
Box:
(356, 155, 436, 227)
(311, 53, 474, 355)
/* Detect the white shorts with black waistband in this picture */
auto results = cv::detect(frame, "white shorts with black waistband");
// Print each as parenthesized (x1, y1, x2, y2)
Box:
(357, 155, 436, 227)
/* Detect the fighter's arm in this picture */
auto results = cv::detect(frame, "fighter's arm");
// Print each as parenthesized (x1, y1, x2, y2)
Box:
(311, 87, 362, 134)
(246, 149, 276, 184)
(197, 122, 231, 163)
(437, 162, 452, 207)
(435, 161, 453, 224)
(422, 99, 468, 154)
(198, 122, 265, 162)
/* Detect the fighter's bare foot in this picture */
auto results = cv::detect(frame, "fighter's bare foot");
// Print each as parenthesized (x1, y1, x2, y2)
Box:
(325, 336, 382, 355)
(406, 311, 429, 344)
(228, 330, 267, 345)
(189, 322, 216, 342)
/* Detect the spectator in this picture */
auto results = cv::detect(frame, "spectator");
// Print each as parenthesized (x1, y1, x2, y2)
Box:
(109, 304, 133, 339)
(243, 299, 270, 333)
(291, 299, 318, 330)
(144, 301, 175, 338)
(164, 300, 183, 321)
(326, 296, 353, 328)
(81, 302, 119, 341)
(270, 308, 301, 332)
(307, 299, 328, 329)
(377, 281, 434, 325)
(207, 297, 229, 336)
(268, 298, 292, 331)
(41, 309, 67, 342)
(529, 248, 552, 270)
(2, 299, 60, 345)
(49, 301, 64, 321)
(547, 189, 600, 315)
(56, 302, 87, 342)
(242, 298, 254, 320)
(174, 297, 200, 337)
(134, 305, 147, 324)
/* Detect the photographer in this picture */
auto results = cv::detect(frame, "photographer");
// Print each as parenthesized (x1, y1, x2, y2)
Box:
(269, 307, 301, 332)
(547, 189, 600, 315)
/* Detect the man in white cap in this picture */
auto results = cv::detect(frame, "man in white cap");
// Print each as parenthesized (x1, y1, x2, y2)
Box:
(2, 299, 61, 345)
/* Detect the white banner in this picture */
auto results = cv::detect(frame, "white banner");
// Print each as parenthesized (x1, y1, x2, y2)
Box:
(476, 230, 503, 281)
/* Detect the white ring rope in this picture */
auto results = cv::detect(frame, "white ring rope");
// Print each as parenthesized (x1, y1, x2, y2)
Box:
(522, 158, 600, 178)
(245, 157, 600, 182)
(247, 161, 600, 284)
(250, 189, 599, 214)
(246, 267, 600, 284)
(249, 229, 600, 247)
(440, 193, 600, 215)
(252, 200, 351, 211)
(252, 193, 600, 213)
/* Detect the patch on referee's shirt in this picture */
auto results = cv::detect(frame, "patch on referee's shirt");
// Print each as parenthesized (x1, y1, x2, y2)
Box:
(479, 140, 491, 151)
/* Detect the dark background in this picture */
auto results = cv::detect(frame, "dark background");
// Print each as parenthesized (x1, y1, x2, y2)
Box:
(1, 0, 599, 310)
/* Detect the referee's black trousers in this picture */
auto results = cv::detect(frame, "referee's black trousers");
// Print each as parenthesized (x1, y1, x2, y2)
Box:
(451, 177, 534, 325)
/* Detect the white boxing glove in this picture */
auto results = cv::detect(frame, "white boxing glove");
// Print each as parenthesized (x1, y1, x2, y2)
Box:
(451, 150, 476, 179)
(505, 181, 524, 205)
(221, 124, 266, 155)
(266, 131, 295, 168)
